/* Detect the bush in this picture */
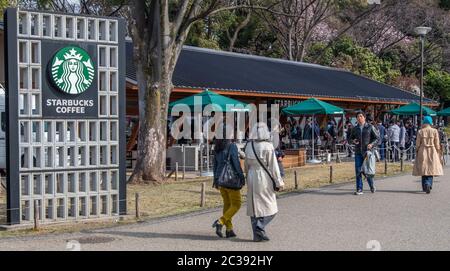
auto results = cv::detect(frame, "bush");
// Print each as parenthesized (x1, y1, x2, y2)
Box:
(425, 69, 450, 104)
(311, 37, 401, 84)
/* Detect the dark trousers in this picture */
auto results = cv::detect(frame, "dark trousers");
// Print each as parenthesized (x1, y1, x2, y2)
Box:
(251, 215, 276, 240)
(422, 176, 433, 190)
(378, 143, 385, 161)
(390, 141, 399, 162)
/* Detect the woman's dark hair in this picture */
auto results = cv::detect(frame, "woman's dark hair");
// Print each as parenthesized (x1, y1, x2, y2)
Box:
(214, 139, 231, 154)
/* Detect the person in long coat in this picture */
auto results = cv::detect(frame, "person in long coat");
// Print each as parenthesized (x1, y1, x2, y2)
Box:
(244, 123, 284, 242)
(413, 116, 444, 194)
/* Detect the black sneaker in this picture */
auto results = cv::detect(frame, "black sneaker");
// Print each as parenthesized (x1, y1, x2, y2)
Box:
(226, 230, 237, 238)
(254, 231, 270, 242)
(354, 190, 363, 195)
(425, 185, 431, 194)
(370, 187, 376, 193)
(212, 220, 223, 238)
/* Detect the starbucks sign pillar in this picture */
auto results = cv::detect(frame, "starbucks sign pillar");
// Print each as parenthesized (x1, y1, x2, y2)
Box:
(5, 8, 126, 225)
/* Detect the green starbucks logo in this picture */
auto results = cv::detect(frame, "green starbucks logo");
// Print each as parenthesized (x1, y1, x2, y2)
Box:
(51, 47, 95, 94)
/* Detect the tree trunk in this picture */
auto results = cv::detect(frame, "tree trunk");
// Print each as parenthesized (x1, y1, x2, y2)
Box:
(288, 27, 293, 61)
(128, 60, 172, 184)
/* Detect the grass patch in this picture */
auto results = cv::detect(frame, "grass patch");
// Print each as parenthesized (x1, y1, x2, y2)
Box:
(0, 161, 413, 238)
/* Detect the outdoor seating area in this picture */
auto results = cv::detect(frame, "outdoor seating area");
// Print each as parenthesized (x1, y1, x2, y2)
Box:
(119, 88, 449, 180)
(145, 93, 450, 179)
(123, 84, 450, 178)
(121, 42, 448, 177)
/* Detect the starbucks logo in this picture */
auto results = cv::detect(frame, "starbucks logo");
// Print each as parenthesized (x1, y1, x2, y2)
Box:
(51, 47, 95, 94)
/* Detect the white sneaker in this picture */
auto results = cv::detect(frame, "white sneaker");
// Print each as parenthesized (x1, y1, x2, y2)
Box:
(354, 190, 363, 195)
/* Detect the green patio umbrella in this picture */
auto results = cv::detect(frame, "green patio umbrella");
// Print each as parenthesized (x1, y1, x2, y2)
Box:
(169, 89, 248, 177)
(282, 98, 344, 115)
(282, 98, 344, 163)
(169, 89, 248, 112)
(437, 107, 450, 116)
(390, 102, 437, 116)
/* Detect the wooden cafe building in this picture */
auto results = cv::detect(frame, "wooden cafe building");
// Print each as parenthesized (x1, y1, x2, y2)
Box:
(123, 41, 437, 168)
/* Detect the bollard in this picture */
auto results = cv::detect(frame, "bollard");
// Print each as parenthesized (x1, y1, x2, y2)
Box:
(182, 145, 186, 180)
(34, 200, 40, 231)
(330, 166, 333, 183)
(175, 162, 179, 182)
(384, 157, 388, 175)
(387, 146, 391, 163)
(294, 171, 298, 190)
(200, 183, 206, 207)
(401, 157, 404, 172)
(135, 193, 140, 219)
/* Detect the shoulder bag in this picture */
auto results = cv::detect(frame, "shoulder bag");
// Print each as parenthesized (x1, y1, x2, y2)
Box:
(217, 144, 244, 190)
(251, 141, 280, 192)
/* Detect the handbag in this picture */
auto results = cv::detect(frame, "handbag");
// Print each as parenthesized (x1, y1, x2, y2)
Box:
(362, 150, 376, 177)
(251, 141, 280, 192)
(217, 144, 244, 190)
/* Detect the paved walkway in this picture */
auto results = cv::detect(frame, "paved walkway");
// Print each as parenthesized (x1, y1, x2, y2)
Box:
(1, 167, 449, 251)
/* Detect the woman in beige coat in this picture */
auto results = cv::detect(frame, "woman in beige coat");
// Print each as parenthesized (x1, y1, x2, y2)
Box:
(244, 123, 284, 242)
(413, 116, 444, 194)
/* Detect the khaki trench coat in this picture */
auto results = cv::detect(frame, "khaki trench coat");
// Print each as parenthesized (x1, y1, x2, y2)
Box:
(413, 125, 444, 176)
(244, 141, 284, 218)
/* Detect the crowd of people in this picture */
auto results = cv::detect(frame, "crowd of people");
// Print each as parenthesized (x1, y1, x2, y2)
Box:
(211, 112, 447, 242)
(278, 114, 448, 164)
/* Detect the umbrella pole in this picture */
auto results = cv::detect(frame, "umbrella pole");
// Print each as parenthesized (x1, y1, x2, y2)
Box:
(201, 118, 214, 177)
(308, 114, 321, 164)
(342, 113, 345, 157)
(312, 115, 315, 161)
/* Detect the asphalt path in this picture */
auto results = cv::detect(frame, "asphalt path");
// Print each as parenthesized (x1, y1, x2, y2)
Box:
(1, 167, 449, 251)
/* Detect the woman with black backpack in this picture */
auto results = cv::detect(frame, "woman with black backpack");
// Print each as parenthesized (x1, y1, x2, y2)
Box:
(212, 124, 245, 238)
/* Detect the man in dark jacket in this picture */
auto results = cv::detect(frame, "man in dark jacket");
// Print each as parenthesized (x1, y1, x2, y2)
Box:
(350, 112, 380, 195)
(303, 119, 312, 141)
